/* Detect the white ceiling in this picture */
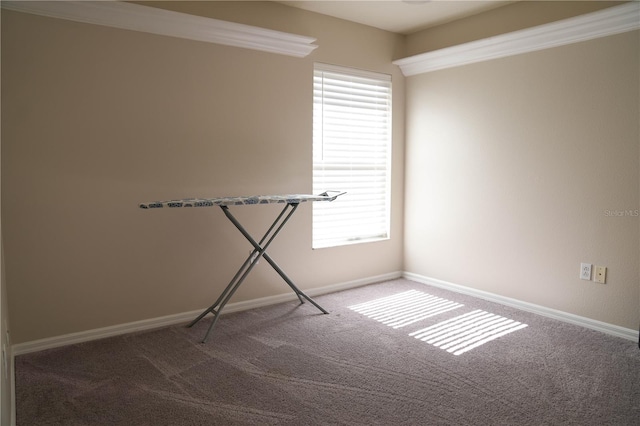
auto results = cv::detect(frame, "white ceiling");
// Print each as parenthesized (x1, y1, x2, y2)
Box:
(278, 0, 514, 35)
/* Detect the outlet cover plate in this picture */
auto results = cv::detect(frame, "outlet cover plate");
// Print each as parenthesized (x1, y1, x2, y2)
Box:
(580, 263, 592, 280)
(594, 266, 606, 284)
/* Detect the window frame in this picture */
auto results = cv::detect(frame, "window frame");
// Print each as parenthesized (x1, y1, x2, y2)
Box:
(312, 63, 392, 249)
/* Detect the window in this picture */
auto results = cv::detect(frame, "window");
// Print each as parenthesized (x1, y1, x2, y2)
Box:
(312, 63, 392, 248)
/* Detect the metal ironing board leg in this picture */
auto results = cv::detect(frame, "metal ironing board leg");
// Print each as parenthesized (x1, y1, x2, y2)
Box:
(188, 202, 328, 343)
(221, 204, 329, 315)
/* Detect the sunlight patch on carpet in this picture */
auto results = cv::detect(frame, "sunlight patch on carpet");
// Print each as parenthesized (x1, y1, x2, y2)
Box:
(348, 290, 464, 329)
(409, 309, 528, 355)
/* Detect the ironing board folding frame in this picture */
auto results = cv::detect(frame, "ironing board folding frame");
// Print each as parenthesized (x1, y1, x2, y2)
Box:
(140, 192, 344, 342)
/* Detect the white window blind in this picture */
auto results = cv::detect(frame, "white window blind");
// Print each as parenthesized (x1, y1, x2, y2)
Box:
(313, 63, 392, 249)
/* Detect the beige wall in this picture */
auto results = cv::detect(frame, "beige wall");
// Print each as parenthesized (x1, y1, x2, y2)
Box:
(403, 30, 639, 329)
(404, 1, 624, 58)
(1, 244, 8, 426)
(1, 0, 637, 347)
(0, 7, 12, 423)
(1, 3, 405, 344)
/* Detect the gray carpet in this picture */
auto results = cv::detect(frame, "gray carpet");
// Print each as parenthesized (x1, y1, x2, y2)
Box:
(15, 279, 640, 425)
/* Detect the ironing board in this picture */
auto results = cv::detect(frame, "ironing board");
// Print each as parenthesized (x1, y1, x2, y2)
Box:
(140, 192, 344, 342)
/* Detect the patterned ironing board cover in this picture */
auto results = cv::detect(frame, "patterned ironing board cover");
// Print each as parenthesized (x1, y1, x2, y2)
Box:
(139, 192, 343, 209)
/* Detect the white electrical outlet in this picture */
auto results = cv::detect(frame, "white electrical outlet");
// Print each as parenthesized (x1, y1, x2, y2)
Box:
(580, 263, 592, 280)
(594, 266, 606, 284)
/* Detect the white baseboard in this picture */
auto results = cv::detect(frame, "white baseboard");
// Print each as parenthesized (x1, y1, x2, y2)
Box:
(11, 268, 635, 355)
(11, 271, 402, 357)
(404, 272, 639, 342)
(11, 270, 637, 356)
(7, 269, 636, 426)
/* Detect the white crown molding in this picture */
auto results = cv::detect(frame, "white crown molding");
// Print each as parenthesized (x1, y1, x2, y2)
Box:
(0, 0, 318, 58)
(394, 2, 640, 76)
